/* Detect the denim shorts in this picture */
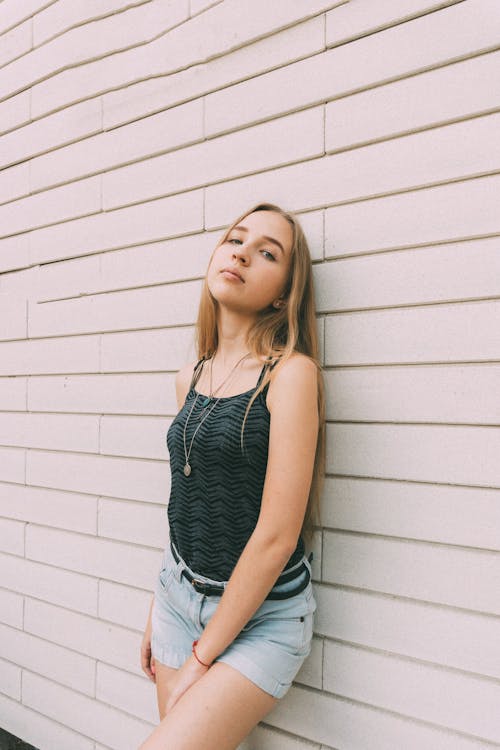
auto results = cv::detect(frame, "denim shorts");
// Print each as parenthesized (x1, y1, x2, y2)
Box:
(150, 542, 317, 699)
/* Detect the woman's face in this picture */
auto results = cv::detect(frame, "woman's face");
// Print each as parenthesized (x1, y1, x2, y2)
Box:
(207, 210, 293, 314)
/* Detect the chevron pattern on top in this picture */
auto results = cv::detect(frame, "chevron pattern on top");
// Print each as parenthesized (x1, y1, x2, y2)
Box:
(166, 359, 305, 581)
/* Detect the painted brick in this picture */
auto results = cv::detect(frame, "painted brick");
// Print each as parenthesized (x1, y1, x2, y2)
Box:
(323, 529, 500, 614)
(28, 373, 177, 417)
(0, 656, 21, 699)
(0, 161, 29, 204)
(25, 523, 163, 589)
(23, 670, 151, 750)
(30, 98, 203, 194)
(0, 588, 23, 627)
(0, 231, 30, 275)
(207, 113, 500, 228)
(0, 20, 31, 68)
(326, 0, 463, 45)
(0, 483, 98, 534)
(0, 89, 30, 135)
(323, 360, 500, 425)
(206, 1, 500, 135)
(325, 300, 500, 364)
(324, 174, 500, 255)
(28, 188, 204, 265)
(34, 0, 160, 45)
(103, 106, 324, 210)
(269, 683, 487, 749)
(0, 411, 99, 452)
(0, 621, 96, 694)
(100, 326, 195, 372)
(0, 292, 26, 339)
(97, 497, 168, 545)
(0, 334, 100, 376)
(0, 693, 94, 750)
(26, 448, 170, 503)
(98, 579, 156, 632)
(0, 99, 101, 172)
(0, 174, 101, 238)
(316, 237, 500, 311)
(103, 15, 324, 130)
(96, 661, 159, 724)
(326, 50, 500, 151)
(30, 1, 342, 118)
(0, 551, 98, 615)
(323, 639, 500, 742)
(24, 597, 144, 675)
(320, 474, 500, 550)
(0, 517, 25, 555)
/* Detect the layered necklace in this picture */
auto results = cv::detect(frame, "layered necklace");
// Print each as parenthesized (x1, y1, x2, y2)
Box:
(182, 351, 251, 477)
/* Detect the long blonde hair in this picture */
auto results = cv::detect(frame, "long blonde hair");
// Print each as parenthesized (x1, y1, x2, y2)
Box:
(193, 202, 325, 551)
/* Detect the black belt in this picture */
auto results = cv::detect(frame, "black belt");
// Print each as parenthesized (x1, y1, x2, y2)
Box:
(170, 541, 313, 600)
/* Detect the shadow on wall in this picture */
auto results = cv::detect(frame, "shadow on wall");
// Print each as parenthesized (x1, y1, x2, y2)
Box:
(0, 728, 38, 750)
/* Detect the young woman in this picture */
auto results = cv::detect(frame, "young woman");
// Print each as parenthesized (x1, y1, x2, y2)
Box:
(139, 202, 326, 750)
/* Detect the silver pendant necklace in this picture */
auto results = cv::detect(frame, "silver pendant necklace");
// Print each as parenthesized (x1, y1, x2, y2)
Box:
(195, 355, 233, 421)
(182, 352, 251, 477)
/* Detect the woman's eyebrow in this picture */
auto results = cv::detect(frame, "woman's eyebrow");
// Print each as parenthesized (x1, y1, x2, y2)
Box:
(232, 225, 284, 255)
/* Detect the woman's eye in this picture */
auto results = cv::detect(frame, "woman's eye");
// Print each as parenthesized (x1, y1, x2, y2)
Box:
(260, 250, 276, 261)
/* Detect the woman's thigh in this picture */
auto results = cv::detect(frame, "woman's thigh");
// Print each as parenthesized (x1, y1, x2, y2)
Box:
(140, 660, 278, 750)
(153, 659, 179, 720)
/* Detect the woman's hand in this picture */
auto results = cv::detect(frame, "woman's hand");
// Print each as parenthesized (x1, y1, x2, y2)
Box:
(141, 595, 156, 683)
(141, 629, 157, 683)
(165, 654, 210, 712)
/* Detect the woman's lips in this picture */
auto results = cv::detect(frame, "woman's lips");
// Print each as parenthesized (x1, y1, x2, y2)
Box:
(221, 270, 244, 282)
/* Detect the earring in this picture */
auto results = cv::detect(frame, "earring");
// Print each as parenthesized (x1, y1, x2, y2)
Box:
(273, 299, 285, 309)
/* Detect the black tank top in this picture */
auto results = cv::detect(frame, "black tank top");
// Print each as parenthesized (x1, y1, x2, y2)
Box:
(166, 356, 306, 581)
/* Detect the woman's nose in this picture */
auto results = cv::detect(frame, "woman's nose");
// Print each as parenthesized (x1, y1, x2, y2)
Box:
(232, 245, 248, 262)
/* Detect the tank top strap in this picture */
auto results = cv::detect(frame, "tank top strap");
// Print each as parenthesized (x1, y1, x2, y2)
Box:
(255, 362, 268, 388)
(256, 355, 282, 389)
(191, 355, 281, 392)
(188, 356, 206, 390)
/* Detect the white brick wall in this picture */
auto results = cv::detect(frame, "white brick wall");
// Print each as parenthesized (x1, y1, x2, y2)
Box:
(0, 1, 499, 748)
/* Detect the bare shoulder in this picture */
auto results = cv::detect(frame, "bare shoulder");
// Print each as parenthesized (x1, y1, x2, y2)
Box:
(266, 351, 318, 413)
(175, 358, 199, 411)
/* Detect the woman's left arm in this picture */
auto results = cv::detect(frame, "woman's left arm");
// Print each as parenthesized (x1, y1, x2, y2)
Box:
(165, 354, 319, 709)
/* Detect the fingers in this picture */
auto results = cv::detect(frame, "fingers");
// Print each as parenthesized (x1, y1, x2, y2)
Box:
(141, 646, 156, 683)
(143, 662, 155, 682)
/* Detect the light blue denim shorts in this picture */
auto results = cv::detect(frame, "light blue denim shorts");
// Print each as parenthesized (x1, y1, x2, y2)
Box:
(151, 543, 317, 699)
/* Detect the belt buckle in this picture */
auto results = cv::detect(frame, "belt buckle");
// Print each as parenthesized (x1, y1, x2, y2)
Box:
(192, 578, 206, 592)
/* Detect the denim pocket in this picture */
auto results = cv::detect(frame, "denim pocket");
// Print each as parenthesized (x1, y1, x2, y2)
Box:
(241, 610, 306, 633)
(302, 610, 314, 650)
(248, 612, 308, 656)
(304, 581, 314, 601)
(240, 598, 310, 658)
(158, 566, 175, 593)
